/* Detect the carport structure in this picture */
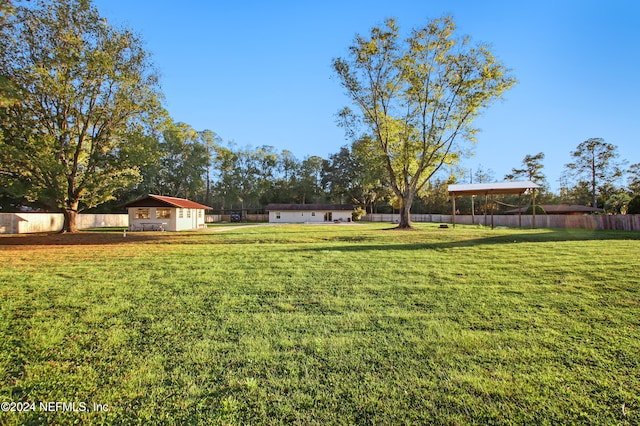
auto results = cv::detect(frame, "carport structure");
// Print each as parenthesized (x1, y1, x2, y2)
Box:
(448, 181, 541, 229)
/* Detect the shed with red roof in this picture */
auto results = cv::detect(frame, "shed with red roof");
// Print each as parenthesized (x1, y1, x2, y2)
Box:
(120, 194, 212, 231)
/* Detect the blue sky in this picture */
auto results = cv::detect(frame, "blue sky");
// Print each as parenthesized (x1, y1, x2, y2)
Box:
(94, 0, 639, 193)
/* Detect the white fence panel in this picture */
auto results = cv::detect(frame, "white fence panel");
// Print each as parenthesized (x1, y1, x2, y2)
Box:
(76, 214, 128, 229)
(0, 213, 128, 234)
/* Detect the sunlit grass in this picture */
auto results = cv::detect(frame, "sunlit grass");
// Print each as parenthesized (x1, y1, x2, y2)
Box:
(0, 223, 638, 424)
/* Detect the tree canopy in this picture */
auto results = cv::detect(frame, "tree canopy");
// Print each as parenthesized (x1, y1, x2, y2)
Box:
(564, 138, 625, 208)
(333, 16, 516, 228)
(0, 0, 162, 231)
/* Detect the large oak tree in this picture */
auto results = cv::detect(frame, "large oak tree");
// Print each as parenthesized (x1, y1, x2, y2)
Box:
(0, 0, 161, 231)
(333, 17, 516, 228)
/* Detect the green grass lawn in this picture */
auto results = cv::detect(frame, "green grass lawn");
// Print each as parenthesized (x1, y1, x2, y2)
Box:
(0, 223, 639, 425)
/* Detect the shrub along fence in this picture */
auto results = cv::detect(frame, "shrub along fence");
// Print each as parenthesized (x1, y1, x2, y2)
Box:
(364, 213, 640, 231)
(0, 213, 128, 234)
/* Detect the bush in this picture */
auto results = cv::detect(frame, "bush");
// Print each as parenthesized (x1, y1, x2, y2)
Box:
(352, 206, 367, 221)
(628, 195, 640, 214)
(524, 205, 546, 215)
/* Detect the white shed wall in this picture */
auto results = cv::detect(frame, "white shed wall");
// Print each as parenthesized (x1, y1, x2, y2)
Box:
(268, 210, 352, 223)
(174, 208, 206, 231)
(128, 207, 206, 231)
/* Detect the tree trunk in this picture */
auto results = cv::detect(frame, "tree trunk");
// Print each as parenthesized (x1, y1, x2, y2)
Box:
(591, 153, 597, 208)
(62, 207, 78, 233)
(397, 193, 414, 229)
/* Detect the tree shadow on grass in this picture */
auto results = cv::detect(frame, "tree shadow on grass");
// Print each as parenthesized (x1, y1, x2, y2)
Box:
(287, 228, 640, 253)
(2, 227, 638, 248)
(0, 232, 169, 246)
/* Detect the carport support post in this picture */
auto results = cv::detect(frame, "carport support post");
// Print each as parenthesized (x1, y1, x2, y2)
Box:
(490, 194, 495, 230)
(452, 194, 456, 228)
(471, 195, 475, 224)
(532, 188, 537, 229)
(484, 193, 488, 226)
(518, 193, 522, 228)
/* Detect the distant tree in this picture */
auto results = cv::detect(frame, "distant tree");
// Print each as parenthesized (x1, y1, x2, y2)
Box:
(322, 146, 359, 204)
(604, 190, 631, 214)
(628, 195, 640, 214)
(279, 150, 300, 185)
(254, 145, 279, 205)
(333, 16, 516, 228)
(0, 0, 161, 232)
(107, 121, 165, 209)
(199, 129, 222, 206)
(627, 162, 640, 194)
(297, 155, 324, 204)
(564, 138, 625, 208)
(560, 180, 593, 206)
(268, 149, 300, 204)
(351, 136, 392, 213)
(153, 121, 208, 199)
(211, 144, 239, 213)
(504, 152, 547, 210)
(418, 177, 454, 214)
(233, 146, 260, 211)
(470, 165, 495, 215)
(473, 165, 495, 184)
(505, 152, 547, 187)
(321, 142, 389, 211)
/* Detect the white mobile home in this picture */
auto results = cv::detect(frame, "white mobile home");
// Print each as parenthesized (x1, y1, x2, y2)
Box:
(121, 194, 212, 231)
(266, 204, 353, 223)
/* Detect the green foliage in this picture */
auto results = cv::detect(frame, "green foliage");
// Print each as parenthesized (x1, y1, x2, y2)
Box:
(352, 206, 366, 221)
(152, 121, 209, 199)
(628, 195, 640, 214)
(0, 224, 639, 424)
(627, 163, 640, 194)
(334, 16, 516, 228)
(505, 152, 547, 184)
(604, 190, 632, 214)
(0, 0, 162, 230)
(524, 204, 546, 215)
(564, 138, 626, 208)
(560, 179, 593, 206)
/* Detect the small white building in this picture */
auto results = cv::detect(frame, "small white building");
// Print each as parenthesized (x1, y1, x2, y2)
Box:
(266, 204, 353, 223)
(121, 194, 212, 231)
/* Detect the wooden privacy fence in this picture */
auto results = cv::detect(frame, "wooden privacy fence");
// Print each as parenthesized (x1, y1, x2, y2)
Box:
(364, 213, 640, 231)
(0, 213, 128, 234)
(206, 214, 269, 223)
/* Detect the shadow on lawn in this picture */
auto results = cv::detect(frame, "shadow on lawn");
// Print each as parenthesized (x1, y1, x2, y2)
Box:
(1, 227, 638, 248)
(0, 232, 168, 246)
(290, 228, 640, 252)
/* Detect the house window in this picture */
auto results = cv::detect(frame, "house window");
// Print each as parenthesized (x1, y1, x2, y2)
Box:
(156, 208, 171, 219)
(198, 210, 203, 218)
(276, 212, 281, 219)
(187, 209, 191, 218)
(135, 208, 150, 219)
(178, 208, 183, 218)
(311, 212, 315, 216)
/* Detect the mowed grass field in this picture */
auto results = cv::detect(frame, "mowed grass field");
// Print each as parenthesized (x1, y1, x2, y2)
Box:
(0, 223, 639, 425)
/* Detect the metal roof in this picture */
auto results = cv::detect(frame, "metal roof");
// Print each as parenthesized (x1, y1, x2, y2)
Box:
(448, 181, 540, 196)
(119, 194, 212, 210)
